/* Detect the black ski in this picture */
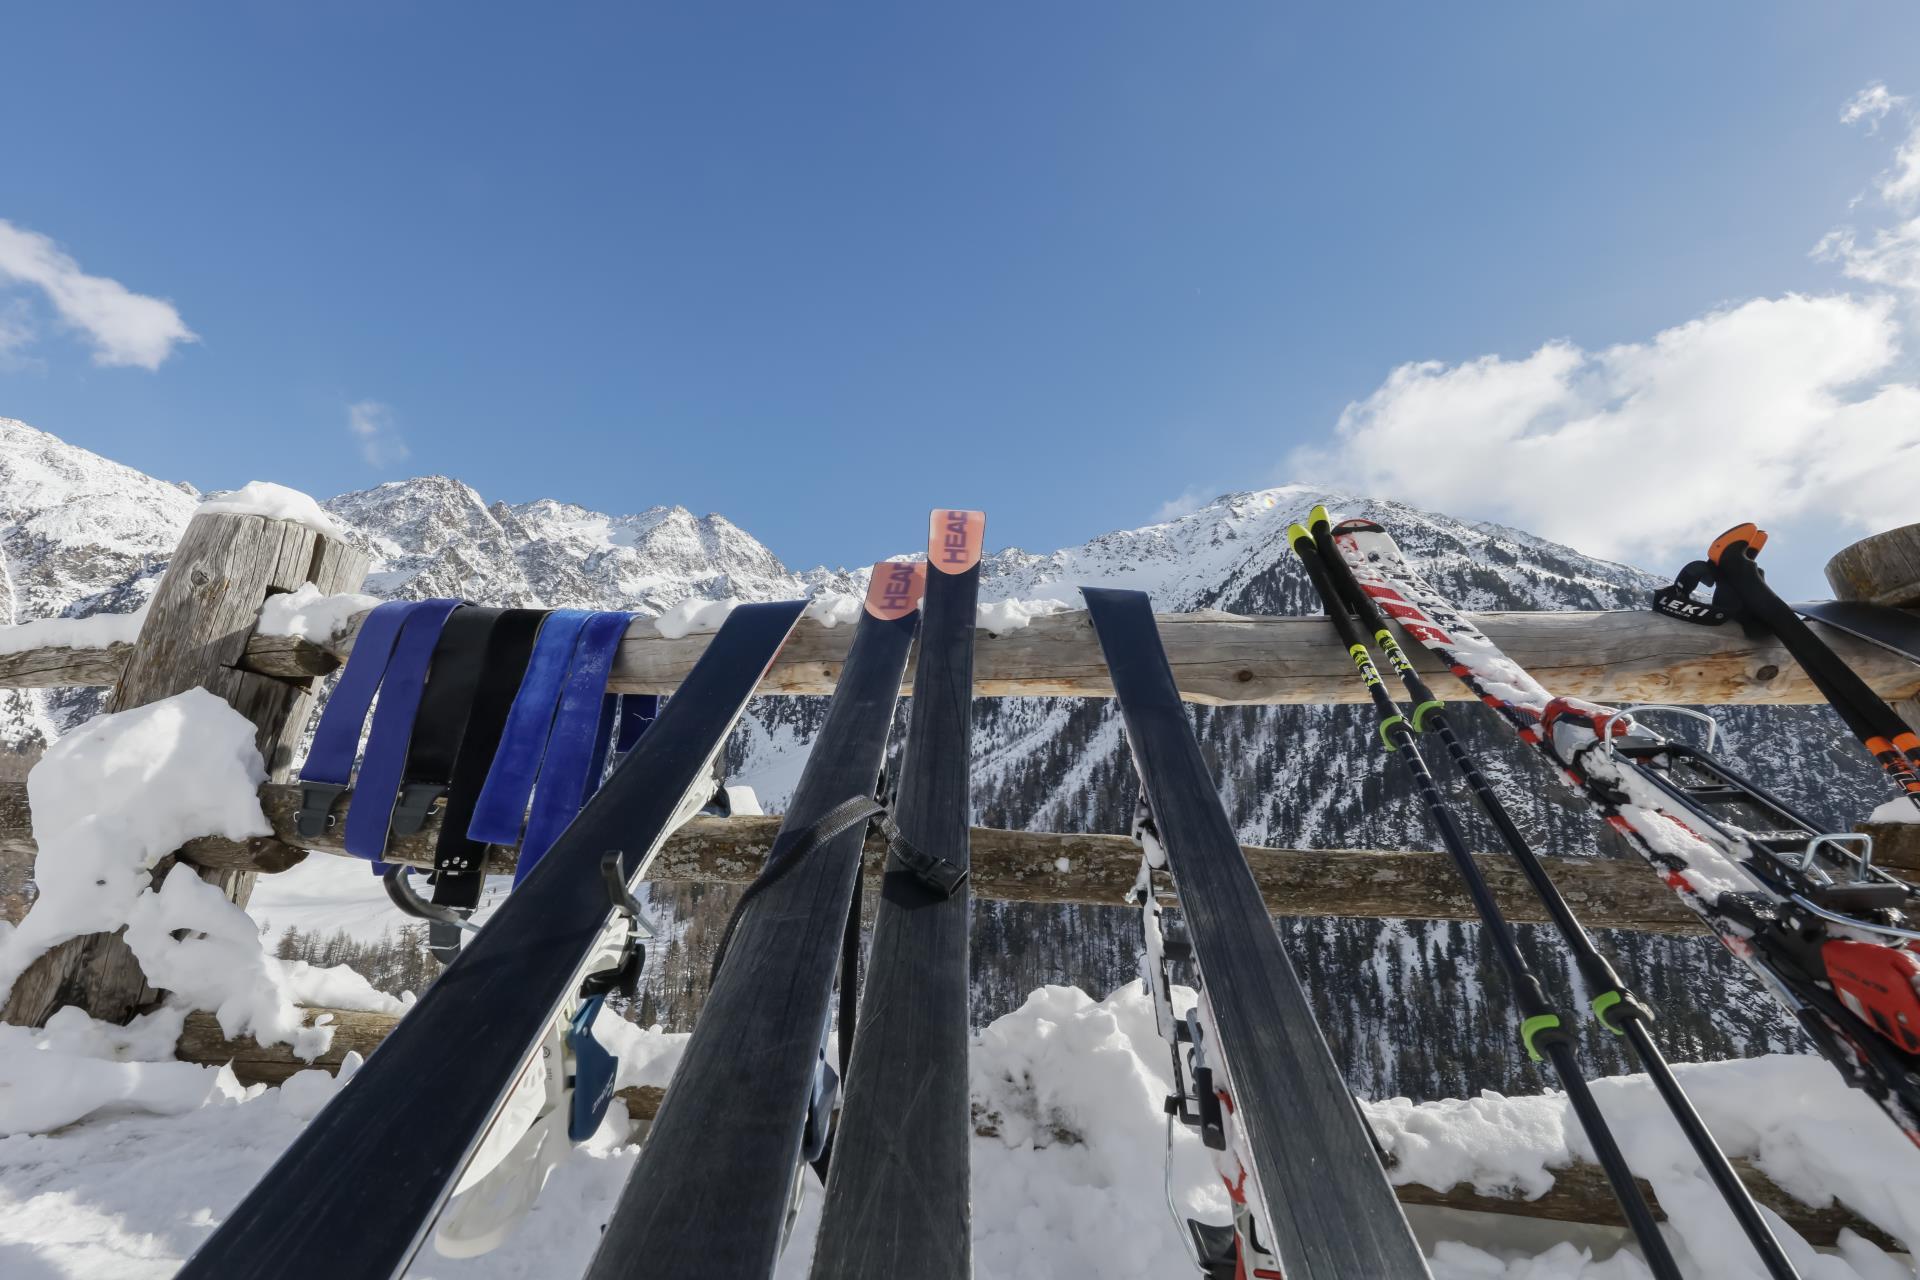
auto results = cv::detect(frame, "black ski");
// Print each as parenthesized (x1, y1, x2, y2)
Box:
(1083, 586, 1433, 1280)
(810, 511, 983, 1280)
(586, 564, 924, 1279)
(1798, 600, 1920, 667)
(178, 600, 807, 1280)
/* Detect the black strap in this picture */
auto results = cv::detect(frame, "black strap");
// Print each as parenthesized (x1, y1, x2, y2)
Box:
(392, 607, 502, 837)
(430, 609, 548, 912)
(879, 814, 969, 898)
(709, 795, 887, 982)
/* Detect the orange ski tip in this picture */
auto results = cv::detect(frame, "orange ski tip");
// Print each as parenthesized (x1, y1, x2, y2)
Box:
(1893, 731, 1919, 753)
(1708, 522, 1767, 564)
(927, 509, 986, 574)
(865, 561, 926, 620)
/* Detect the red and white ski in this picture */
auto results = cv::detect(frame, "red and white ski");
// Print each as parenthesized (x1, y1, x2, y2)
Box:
(1330, 517, 1920, 1147)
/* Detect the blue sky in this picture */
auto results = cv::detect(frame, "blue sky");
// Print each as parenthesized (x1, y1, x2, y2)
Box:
(3, 4, 1918, 593)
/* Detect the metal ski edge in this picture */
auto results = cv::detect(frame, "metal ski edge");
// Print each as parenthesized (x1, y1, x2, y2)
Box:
(177, 599, 808, 1280)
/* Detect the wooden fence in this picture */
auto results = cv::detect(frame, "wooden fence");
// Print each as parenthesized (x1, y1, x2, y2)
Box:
(2, 507, 1917, 1242)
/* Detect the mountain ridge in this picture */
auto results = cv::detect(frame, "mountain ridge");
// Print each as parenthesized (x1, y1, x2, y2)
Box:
(0, 416, 1883, 1098)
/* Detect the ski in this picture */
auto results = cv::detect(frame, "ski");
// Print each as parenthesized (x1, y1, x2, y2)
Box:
(585, 562, 924, 1279)
(1084, 586, 1433, 1280)
(1331, 519, 1920, 1146)
(809, 511, 984, 1280)
(1797, 599, 1920, 667)
(178, 600, 808, 1280)
(1298, 511, 1797, 1279)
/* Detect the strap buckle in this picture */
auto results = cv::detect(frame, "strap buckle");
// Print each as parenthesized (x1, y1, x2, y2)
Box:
(885, 824, 969, 898)
(390, 781, 447, 836)
(294, 781, 347, 838)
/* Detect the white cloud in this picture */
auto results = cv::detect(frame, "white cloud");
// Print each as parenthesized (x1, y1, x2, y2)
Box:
(1842, 82, 1903, 132)
(1816, 218, 1920, 295)
(1153, 486, 1213, 523)
(1821, 87, 1920, 308)
(0, 298, 37, 369)
(346, 400, 410, 468)
(1289, 294, 1920, 564)
(0, 219, 195, 370)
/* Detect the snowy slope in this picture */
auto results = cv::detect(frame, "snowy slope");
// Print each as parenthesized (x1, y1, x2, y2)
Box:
(0, 419, 196, 745)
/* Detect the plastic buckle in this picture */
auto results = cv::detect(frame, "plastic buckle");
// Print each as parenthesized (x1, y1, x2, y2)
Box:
(389, 781, 446, 836)
(888, 833, 968, 898)
(294, 781, 347, 838)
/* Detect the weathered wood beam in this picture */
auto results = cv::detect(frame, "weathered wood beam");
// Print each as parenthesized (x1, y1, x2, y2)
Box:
(0, 780, 1722, 933)
(177, 1006, 1888, 1248)
(8, 776, 1914, 929)
(1827, 522, 1920, 740)
(2, 513, 369, 1028)
(176, 1009, 665, 1122)
(1392, 1156, 1895, 1251)
(7, 606, 1918, 706)
(0, 640, 132, 690)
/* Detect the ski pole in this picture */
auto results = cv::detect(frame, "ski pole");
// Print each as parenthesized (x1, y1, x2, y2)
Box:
(1289, 524, 1688, 1280)
(1309, 508, 1801, 1280)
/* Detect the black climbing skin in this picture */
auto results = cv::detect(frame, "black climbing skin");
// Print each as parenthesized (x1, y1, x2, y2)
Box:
(1083, 586, 1433, 1280)
(176, 600, 808, 1280)
(587, 594, 919, 1279)
(811, 549, 980, 1280)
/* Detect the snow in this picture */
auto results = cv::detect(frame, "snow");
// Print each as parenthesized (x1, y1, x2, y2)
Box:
(0, 690, 273, 996)
(0, 1008, 243, 1136)
(652, 597, 739, 639)
(1869, 796, 1919, 824)
(255, 583, 380, 640)
(804, 592, 864, 629)
(0, 604, 147, 655)
(197, 481, 345, 539)
(1370, 1054, 1920, 1273)
(0, 690, 399, 1067)
(975, 595, 1072, 635)
(1, 981, 1913, 1279)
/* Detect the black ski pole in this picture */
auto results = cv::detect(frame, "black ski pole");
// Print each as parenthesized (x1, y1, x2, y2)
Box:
(1705, 524, 1920, 817)
(1289, 524, 1689, 1280)
(1309, 507, 1801, 1280)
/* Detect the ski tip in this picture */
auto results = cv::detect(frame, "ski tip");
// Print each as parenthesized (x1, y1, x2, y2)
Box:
(1287, 522, 1313, 548)
(928, 509, 986, 574)
(1708, 522, 1767, 565)
(865, 561, 927, 620)
(1333, 517, 1386, 536)
(1309, 504, 1333, 530)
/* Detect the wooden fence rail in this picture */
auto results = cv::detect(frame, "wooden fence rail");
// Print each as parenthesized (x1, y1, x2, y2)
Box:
(13, 779, 1875, 934)
(5, 605, 1918, 707)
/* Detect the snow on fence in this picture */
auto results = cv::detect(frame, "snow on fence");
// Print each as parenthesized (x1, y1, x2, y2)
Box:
(3, 506, 1918, 1246)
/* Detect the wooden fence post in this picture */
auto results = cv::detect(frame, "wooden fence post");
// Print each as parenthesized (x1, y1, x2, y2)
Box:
(1829, 522, 1920, 868)
(1, 510, 368, 1027)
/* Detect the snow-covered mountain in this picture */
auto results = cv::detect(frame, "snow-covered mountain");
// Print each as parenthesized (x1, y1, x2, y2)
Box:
(0, 417, 1885, 1098)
